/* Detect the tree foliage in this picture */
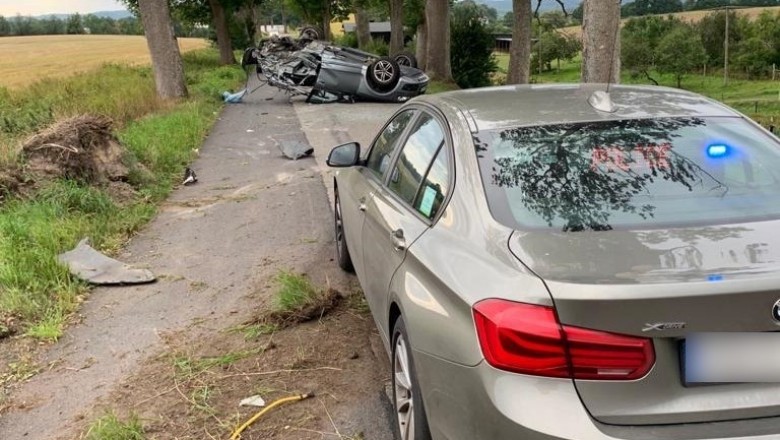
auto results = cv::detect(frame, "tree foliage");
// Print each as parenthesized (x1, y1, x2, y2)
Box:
(655, 24, 707, 87)
(450, 0, 496, 88)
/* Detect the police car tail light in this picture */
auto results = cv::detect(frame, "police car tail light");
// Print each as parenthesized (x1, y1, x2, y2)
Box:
(473, 299, 655, 380)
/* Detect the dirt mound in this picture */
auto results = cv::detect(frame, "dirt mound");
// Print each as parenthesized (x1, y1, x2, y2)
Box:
(265, 288, 342, 327)
(20, 115, 129, 184)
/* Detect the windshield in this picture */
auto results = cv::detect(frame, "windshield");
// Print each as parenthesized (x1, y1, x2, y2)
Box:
(474, 117, 780, 232)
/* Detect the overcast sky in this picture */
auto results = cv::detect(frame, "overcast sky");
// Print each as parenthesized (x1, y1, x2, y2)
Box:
(0, 0, 126, 16)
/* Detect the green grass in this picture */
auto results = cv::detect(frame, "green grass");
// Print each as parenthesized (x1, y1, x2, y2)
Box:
(494, 52, 780, 125)
(0, 49, 244, 339)
(274, 270, 320, 312)
(174, 348, 262, 379)
(427, 80, 461, 95)
(86, 412, 145, 440)
(228, 322, 279, 340)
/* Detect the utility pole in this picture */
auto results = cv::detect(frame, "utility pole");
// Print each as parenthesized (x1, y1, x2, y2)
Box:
(724, 8, 729, 86)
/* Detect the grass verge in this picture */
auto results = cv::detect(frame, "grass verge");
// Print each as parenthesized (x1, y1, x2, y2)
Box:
(0, 49, 244, 340)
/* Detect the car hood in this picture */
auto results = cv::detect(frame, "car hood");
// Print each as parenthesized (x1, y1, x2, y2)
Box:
(508, 219, 780, 284)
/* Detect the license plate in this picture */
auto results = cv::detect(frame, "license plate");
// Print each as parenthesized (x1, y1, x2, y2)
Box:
(683, 333, 780, 383)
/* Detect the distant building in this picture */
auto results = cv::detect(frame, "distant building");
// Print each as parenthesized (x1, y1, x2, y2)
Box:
(342, 21, 393, 43)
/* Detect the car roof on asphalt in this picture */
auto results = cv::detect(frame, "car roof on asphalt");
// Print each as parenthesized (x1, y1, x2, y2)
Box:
(416, 84, 740, 131)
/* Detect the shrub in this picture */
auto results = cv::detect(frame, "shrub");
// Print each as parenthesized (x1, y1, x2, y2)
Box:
(450, 2, 498, 88)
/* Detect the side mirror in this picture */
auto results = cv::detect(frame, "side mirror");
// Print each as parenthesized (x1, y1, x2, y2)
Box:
(327, 142, 361, 167)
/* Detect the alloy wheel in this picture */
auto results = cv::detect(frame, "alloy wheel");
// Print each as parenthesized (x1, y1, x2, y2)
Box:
(394, 334, 416, 440)
(373, 60, 396, 84)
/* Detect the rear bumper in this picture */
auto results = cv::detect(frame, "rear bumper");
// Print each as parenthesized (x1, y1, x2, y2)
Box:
(413, 349, 780, 440)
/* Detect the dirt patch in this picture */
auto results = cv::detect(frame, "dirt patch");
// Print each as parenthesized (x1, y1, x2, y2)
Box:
(20, 115, 129, 184)
(78, 293, 391, 440)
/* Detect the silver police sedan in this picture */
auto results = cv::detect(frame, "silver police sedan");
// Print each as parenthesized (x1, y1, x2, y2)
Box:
(327, 84, 780, 440)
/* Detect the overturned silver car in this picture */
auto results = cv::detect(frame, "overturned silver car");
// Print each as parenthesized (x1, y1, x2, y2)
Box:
(242, 35, 429, 103)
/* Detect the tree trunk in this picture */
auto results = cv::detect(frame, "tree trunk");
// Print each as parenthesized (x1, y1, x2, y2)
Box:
(425, 0, 452, 81)
(356, 6, 371, 49)
(416, 21, 427, 71)
(208, 0, 235, 65)
(137, 0, 188, 99)
(390, 0, 404, 55)
(581, 0, 621, 83)
(321, 1, 332, 41)
(507, 0, 531, 84)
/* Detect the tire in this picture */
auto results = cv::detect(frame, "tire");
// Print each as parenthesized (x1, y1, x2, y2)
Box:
(393, 52, 417, 69)
(334, 189, 354, 272)
(392, 316, 432, 440)
(299, 26, 320, 41)
(366, 57, 401, 93)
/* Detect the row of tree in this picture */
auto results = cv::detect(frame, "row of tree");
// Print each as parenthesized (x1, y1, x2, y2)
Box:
(623, 10, 780, 85)
(126, 0, 623, 100)
(572, 0, 780, 20)
(0, 14, 144, 36)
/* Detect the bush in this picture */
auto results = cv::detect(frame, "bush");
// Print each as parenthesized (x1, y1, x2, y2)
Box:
(333, 32, 358, 49)
(363, 38, 389, 56)
(450, 2, 498, 88)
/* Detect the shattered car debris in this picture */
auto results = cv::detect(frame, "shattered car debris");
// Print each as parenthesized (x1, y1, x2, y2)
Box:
(242, 33, 429, 103)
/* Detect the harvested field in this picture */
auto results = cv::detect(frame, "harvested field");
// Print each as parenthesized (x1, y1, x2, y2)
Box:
(0, 35, 209, 89)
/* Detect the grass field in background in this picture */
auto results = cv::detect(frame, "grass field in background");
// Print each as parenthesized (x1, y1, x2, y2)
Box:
(0, 49, 244, 340)
(0, 35, 209, 89)
(559, 6, 780, 38)
(494, 52, 780, 125)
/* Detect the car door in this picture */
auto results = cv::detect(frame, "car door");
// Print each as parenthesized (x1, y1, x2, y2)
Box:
(340, 109, 417, 284)
(361, 110, 448, 339)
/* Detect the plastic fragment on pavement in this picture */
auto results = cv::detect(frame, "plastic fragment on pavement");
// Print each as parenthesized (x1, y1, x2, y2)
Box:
(58, 238, 156, 285)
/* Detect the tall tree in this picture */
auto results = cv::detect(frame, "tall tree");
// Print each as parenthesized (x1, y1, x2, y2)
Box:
(581, 0, 621, 83)
(0, 16, 10, 36)
(390, 0, 404, 54)
(208, 0, 236, 64)
(507, 0, 531, 84)
(425, 0, 452, 81)
(137, 0, 188, 99)
(355, 2, 371, 49)
(67, 13, 84, 34)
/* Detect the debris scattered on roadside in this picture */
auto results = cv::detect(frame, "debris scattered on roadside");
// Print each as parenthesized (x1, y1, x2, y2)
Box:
(278, 140, 314, 160)
(239, 395, 266, 407)
(182, 168, 198, 186)
(230, 393, 314, 440)
(263, 270, 341, 326)
(222, 89, 247, 104)
(246, 129, 255, 133)
(58, 238, 156, 285)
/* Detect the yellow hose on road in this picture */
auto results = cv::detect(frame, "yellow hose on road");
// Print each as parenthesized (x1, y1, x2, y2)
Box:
(230, 392, 314, 439)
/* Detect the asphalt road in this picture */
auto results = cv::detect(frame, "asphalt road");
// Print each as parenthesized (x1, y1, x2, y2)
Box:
(0, 85, 399, 439)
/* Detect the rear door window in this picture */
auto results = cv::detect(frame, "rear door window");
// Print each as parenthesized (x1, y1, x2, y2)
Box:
(387, 112, 449, 219)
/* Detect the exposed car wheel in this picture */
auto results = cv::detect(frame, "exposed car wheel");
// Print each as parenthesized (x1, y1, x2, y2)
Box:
(367, 57, 401, 93)
(393, 52, 418, 69)
(392, 316, 432, 440)
(334, 189, 354, 272)
(299, 26, 320, 41)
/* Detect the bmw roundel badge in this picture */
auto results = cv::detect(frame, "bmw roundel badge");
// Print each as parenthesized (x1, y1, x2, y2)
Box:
(772, 299, 780, 323)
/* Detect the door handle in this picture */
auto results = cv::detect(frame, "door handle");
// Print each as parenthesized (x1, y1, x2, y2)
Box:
(390, 229, 406, 251)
